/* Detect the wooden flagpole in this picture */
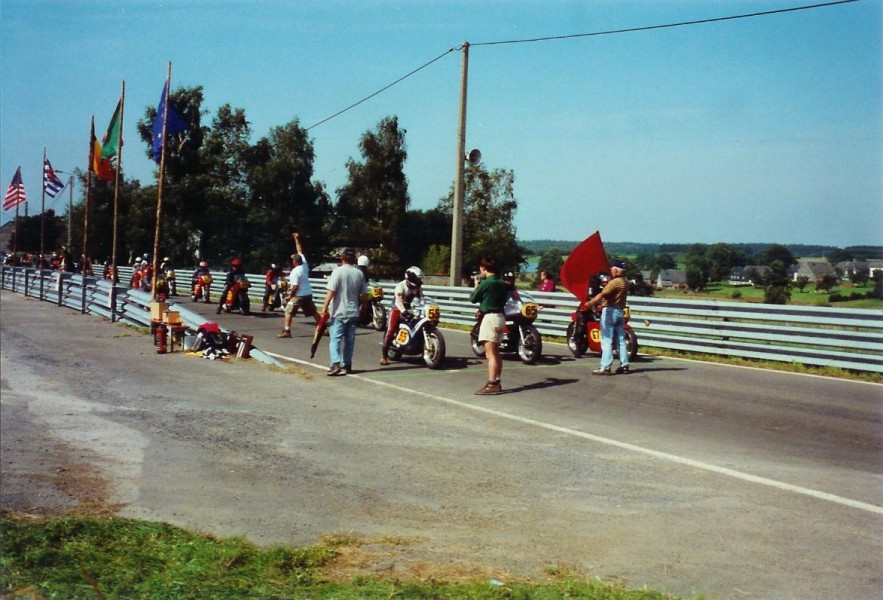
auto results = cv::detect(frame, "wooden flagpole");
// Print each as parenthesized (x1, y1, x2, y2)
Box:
(111, 81, 125, 284)
(83, 116, 94, 275)
(151, 62, 172, 302)
(41, 147, 47, 265)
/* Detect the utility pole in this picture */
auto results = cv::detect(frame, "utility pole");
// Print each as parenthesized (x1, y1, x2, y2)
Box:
(449, 42, 469, 287)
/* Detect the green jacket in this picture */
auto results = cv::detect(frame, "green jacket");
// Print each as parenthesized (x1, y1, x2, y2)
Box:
(470, 274, 507, 313)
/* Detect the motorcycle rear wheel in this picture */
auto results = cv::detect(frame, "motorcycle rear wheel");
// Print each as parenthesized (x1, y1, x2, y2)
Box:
(469, 323, 485, 357)
(518, 324, 543, 365)
(566, 322, 588, 358)
(423, 329, 446, 369)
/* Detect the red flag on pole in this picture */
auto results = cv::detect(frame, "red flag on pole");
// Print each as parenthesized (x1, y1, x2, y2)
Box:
(559, 230, 610, 303)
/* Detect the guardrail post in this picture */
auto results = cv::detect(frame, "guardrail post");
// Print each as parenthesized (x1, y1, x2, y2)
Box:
(81, 276, 96, 314)
(23, 268, 32, 297)
(109, 284, 127, 322)
(11, 267, 18, 293)
(56, 272, 70, 306)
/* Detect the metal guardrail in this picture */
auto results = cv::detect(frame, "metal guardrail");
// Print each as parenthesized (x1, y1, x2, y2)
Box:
(0, 266, 280, 367)
(3, 266, 882, 373)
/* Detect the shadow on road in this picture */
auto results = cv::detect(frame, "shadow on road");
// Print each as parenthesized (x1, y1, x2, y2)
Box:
(501, 377, 581, 394)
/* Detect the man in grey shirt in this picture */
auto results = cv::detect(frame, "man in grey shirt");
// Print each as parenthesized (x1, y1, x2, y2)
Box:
(320, 248, 366, 376)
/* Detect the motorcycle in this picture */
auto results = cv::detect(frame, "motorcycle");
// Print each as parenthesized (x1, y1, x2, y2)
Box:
(223, 275, 251, 315)
(266, 278, 288, 311)
(383, 296, 446, 369)
(191, 274, 213, 303)
(360, 282, 387, 331)
(164, 269, 177, 295)
(470, 290, 543, 365)
(566, 304, 638, 361)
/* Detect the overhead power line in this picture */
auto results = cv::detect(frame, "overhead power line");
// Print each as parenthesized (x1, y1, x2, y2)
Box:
(471, 0, 860, 46)
(305, 0, 860, 130)
(305, 48, 457, 131)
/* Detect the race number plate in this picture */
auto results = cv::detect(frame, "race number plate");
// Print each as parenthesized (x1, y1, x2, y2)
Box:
(395, 328, 411, 346)
(590, 328, 601, 344)
(427, 306, 440, 321)
(624, 305, 631, 319)
(521, 302, 538, 319)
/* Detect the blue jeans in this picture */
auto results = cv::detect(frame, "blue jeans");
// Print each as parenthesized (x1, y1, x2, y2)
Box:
(328, 316, 359, 368)
(600, 307, 628, 370)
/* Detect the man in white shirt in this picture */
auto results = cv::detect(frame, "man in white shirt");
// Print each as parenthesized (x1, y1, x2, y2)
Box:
(278, 232, 320, 338)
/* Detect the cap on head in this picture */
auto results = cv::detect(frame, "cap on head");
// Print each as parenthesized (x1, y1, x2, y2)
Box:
(342, 248, 356, 261)
(610, 259, 625, 270)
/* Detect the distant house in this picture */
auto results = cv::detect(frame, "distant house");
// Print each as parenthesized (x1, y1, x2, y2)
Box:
(729, 265, 768, 286)
(657, 269, 687, 289)
(793, 259, 837, 283)
(836, 259, 883, 279)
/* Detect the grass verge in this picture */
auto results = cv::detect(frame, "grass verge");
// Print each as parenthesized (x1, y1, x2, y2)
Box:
(1, 511, 699, 599)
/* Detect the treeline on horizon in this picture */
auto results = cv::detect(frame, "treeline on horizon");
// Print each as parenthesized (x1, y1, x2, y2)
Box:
(520, 240, 882, 261)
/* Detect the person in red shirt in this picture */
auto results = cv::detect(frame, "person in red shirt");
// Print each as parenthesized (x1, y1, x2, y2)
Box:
(538, 270, 556, 292)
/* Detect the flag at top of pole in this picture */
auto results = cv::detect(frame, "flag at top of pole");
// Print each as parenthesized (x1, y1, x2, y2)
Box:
(4, 167, 26, 211)
(43, 158, 65, 198)
(150, 80, 187, 162)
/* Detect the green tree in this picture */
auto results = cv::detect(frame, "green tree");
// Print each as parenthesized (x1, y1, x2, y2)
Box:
(399, 208, 450, 275)
(438, 163, 525, 278)
(422, 244, 450, 276)
(815, 273, 838, 293)
(794, 275, 810, 292)
(335, 116, 410, 272)
(706, 242, 747, 282)
(756, 244, 796, 267)
(656, 253, 677, 270)
(851, 268, 870, 287)
(685, 243, 709, 290)
(764, 260, 792, 304)
(246, 119, 332, 268)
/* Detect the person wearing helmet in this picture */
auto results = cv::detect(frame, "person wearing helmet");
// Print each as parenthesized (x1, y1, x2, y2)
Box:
(262, 262, 284, 311)
(379, 266, 424, 365)
(191, 260, 210, 285)
(217, 258, 246, 314)
(160, 256, 177, 295)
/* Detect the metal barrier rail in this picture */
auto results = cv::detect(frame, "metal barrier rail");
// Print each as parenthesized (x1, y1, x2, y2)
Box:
(0, 266, 280, 366)
(3, 266, 882, 373)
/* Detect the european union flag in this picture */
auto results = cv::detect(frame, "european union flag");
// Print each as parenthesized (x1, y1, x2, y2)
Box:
(151, 81, 188, 162)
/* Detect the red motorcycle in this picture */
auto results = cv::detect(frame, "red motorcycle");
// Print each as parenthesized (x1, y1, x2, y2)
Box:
(223, 275, 251, 315)
(566, 304, 638, 361)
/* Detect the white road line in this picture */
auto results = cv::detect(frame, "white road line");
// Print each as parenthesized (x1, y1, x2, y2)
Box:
(269, 351, 883, 515)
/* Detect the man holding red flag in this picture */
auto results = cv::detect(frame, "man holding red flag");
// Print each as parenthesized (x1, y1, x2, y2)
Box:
(585, 259, 630, 376)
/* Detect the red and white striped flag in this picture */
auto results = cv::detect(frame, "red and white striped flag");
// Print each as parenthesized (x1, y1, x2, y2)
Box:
(3, 167, 26, 211)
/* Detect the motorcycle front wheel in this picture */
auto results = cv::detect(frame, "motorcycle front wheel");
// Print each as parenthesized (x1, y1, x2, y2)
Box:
(566, 322, 588, 358)
(469, 323, 485, 357)
(518, 324, 543, 365)
(423, 329, 446, 369)
(372, 303, 387, 331)
(625, 328, 638, 361)
(239, 297, 250, 315)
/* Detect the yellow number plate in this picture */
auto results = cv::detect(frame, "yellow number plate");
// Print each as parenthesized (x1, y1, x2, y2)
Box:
(624, 306, 631, 319)
(396, 328, 411, 345)
(590, 328, 601, 344)
(521, 302, 538, 319)
(427, 306, 440, 321)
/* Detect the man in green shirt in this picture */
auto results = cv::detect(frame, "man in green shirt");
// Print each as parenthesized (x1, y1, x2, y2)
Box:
(470, 257, 508, 395)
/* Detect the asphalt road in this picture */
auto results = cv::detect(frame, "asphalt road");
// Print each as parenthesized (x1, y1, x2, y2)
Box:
(1, 290, 881, 599)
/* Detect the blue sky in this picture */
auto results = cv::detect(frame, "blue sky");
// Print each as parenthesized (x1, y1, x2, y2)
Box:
(1, 0, 880, 247)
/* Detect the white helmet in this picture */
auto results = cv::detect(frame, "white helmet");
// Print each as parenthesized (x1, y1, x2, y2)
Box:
(357, 255, 370, 267)
(405, 266, 424, 288)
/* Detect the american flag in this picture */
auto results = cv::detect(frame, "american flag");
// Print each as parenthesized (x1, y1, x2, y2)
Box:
(43, 158, 65, 198)
(3, 167, 26, 211)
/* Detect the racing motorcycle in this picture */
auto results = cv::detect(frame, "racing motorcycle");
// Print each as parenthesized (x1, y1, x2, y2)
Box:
(470, 290, 543, 365)
(383, 296, 445, 369)
(222, 275, 251, 315)
(266, 278, 288, 311)
(360, 282, 387, 331)
(566, 304, 638, 361)
(191, 274, 213, 303)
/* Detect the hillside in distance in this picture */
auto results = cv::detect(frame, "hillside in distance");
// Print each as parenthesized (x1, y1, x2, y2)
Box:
(520, 240, 883, 260)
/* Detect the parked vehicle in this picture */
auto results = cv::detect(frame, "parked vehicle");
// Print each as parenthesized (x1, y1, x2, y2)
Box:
(383, 296, 445, 369)
(222, 275, 251, 315)
(470, 289, 543, 364)
(266, 278, 288, 311)
(566, 304, 638, 361)
(360, 282, 387, 331)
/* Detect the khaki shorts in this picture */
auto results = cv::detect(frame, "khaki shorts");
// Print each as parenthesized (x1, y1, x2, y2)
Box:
(284, 295, 317, 317)
(478, 312, 506, 344)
